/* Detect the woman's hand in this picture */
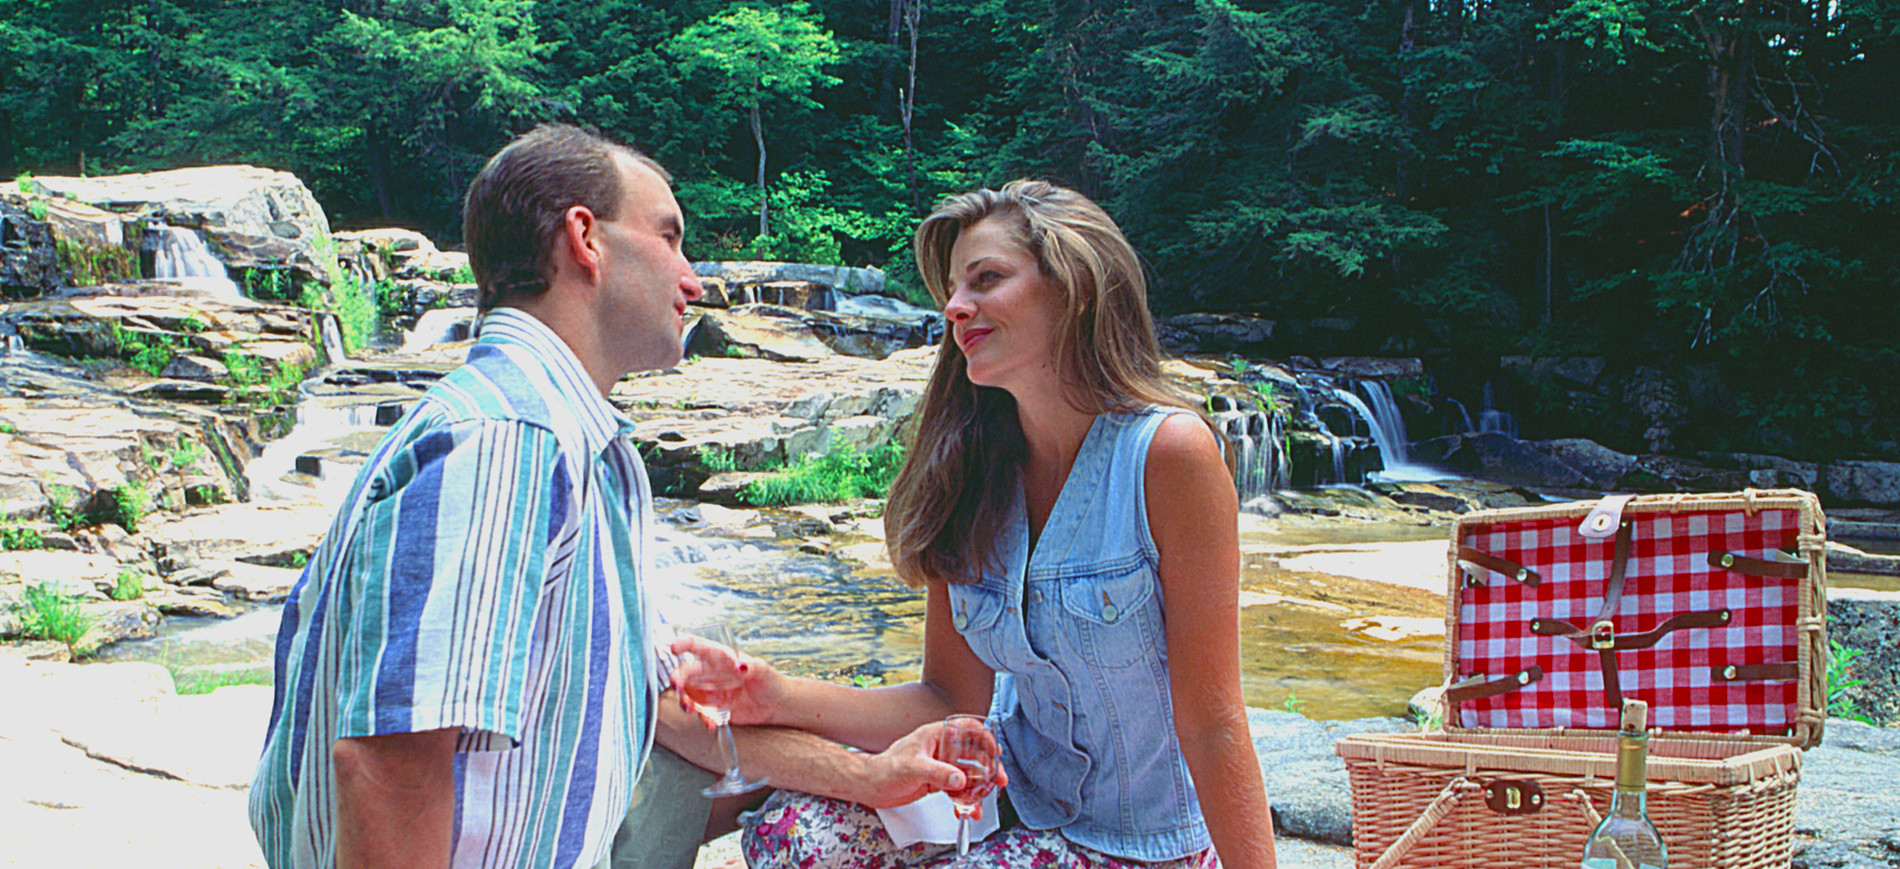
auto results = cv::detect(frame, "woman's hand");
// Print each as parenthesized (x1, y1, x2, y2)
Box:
(668, 634, 785, 728)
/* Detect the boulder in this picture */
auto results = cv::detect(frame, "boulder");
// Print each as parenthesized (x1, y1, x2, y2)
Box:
(1318, 357, 1425, 379)
(1413, 433, 1588, 489)
(1533, 438, 1639, 489)
(29, 166, 332, 285)
(161, 354, 229, 382)
(1158, 312, 1275, 354)
(692, 261, 885, 298)
(1819, 460, 1900, 507)
(1827, 590, 1900, 725)
(688, 304, 935, 362)
(0, 197, 62, 296)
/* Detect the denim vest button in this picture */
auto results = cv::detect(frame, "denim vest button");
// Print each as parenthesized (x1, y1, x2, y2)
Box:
(1101, 603, 1119, 621)
(953, 613, 968, 630)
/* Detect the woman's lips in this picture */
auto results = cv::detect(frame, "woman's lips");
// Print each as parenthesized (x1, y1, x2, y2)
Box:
(959, 327, 992, 351)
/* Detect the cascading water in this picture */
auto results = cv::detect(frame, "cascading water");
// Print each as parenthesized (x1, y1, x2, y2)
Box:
(154, 225, 243, 300)
(400, 307, 477, 354)
(1445, 397, 1475, 434)
(1478, 381, 1517, 438)
(1209, 395, 1289, 500)
(318, 314, 346, 363)
(1332, 382, 1444, 482)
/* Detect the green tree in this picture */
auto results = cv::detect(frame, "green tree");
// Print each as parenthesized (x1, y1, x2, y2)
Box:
(668, 2, 841, 239)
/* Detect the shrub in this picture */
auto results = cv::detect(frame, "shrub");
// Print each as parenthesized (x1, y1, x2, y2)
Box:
(1827, 641, 1875, 725)
(110, 567, 147, 601)
(17, 583, 92, 649)
(737, 441, 904, 506)
(95, 483, 150, 534)
(0, 524, 43, 550)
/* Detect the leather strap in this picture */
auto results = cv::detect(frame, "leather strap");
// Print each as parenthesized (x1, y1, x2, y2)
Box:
(1707, 550, 1808, 579)
(1531, 610, 1734, 651)
(1445, 667, 1545, 704)
(1591, 521, 1635, 626)
(1713, 662, 1799, 682)
(1456, 547, 1540, 588)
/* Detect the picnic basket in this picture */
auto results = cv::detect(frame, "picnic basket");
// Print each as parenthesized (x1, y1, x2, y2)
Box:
(1335, 489, 1828, 869)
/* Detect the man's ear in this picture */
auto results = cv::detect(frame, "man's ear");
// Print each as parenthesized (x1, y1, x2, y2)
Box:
(559, 205, 603, 284)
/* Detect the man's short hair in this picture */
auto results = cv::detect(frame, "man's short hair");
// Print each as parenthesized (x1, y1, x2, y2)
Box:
(462, 124, 670, 312)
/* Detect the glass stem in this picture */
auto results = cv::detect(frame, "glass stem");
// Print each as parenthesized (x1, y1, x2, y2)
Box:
(717, 723, 743, 778)
(957, 818, 970, 857)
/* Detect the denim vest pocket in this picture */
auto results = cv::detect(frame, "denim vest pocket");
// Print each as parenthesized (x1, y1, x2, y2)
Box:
(1056, 561, 1157, 670)
(946, 580, 1008, 668)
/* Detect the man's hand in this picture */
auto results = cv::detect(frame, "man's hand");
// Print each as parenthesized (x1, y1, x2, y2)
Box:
(333, 728, 457, 869)
(854, 719, 1008, 811)
(668, 635, 783, 728)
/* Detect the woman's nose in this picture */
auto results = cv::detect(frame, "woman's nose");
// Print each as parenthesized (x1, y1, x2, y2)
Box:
(943, 287, 975, 322)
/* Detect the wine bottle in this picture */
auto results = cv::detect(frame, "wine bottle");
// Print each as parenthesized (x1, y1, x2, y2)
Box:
(1581, 699, 1667, 869)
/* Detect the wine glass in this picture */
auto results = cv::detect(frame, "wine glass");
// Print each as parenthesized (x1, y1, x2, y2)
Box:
(674, 623, 768, 798)
(936, 714, 1000, 860)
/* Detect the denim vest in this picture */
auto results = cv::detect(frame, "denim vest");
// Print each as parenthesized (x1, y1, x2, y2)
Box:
(945, 408, 1210, 860)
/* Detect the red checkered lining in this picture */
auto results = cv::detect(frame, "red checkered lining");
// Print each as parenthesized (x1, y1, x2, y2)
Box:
(1455, 508, 1801, 735)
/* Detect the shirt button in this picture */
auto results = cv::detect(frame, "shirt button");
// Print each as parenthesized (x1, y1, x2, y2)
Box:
(1101, 603, 1119, 621)
(952, 614, 968, 630)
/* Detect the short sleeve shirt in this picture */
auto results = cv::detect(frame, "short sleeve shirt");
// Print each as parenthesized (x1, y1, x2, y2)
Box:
(248, 308, 659, 868)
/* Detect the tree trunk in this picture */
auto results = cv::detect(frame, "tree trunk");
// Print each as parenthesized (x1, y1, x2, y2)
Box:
(751, 100, 768, 238)
(901, 0, 921, 215)
(1683, 5, 1754, 345)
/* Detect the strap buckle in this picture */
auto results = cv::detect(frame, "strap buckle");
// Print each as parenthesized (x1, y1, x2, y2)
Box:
(1590, 620, 1616, 649)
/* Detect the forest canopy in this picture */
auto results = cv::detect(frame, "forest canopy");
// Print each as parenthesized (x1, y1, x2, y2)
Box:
(2, 0, 1894, 459)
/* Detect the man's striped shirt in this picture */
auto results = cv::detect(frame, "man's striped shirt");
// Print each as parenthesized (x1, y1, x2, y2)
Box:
(249, 308, 659, 868)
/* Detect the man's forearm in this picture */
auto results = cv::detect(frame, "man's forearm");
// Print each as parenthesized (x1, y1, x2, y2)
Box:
(657, 701, 872, 803)
(333, 729, 458, 869)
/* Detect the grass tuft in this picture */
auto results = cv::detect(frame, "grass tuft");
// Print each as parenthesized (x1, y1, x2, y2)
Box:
(17, 583, 93, 649)
(736, 442, 904, 506)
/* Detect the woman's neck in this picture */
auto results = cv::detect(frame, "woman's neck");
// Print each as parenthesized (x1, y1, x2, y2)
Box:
(1014, 387, 1096, 540)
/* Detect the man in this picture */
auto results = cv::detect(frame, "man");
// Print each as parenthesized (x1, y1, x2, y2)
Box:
(249, 124, 703, 869)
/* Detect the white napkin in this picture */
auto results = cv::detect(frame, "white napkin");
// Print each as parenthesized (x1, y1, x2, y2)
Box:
(875, 790, 1002, 847)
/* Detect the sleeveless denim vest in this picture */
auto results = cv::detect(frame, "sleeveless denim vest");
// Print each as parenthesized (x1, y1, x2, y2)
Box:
(945, 407, 1210, 860)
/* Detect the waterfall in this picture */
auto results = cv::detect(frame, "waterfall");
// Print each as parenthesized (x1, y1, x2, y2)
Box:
(400, 307, 477, 354)
(1478, 381, 1517, 438)
(1445, 397, 1475, 434)
(154, 226, 243, 300)
(1332, 382, 1443, 482)
(319, 314, 346, 363)
(1328, 431, 1346, 484)
(1210, 397, 1288, 499)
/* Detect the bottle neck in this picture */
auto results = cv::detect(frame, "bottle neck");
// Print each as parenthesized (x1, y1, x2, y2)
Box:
(1612, 728, 1649, 815)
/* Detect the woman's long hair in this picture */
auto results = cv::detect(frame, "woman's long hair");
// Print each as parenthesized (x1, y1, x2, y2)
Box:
(884, 180, 1213, 587)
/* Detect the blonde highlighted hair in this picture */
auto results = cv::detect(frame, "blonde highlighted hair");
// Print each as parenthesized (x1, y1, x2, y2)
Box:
(884, 180, 1213, 587)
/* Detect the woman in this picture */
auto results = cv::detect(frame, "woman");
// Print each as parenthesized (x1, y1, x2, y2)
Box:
(701, 180, 1274, 868)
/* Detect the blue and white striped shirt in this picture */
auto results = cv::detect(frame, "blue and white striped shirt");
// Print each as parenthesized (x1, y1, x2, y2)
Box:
(250, 308, 660, 868)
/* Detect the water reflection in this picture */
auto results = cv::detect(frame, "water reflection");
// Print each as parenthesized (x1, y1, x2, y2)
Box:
(105, 508, 1451, 724)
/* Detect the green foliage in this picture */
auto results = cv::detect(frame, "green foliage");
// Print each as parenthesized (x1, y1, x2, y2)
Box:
(110, 566, 147, 601)
(699, 447, 742, 474)
(26, 200, 47, 220)
(221, 351, 309, 406)
(244, 268, 298, 302)
(1826, 641, 1875, 725)
(44, 484, 82, 532)
(1281, 690, 1308, 717)
(168, 437, 200, 471)
(0, 524, 43, 550)
(735, 442, 905, 506)
(100, 483, 150, 534)
(300, 266, 384, 356)
(288, 550, 309, 568)
(186, 484, 228, 506)
(15, 582, 92, 649)
(55, 239, 138, 287)
(172, 667, 272, 695)
(0, 422, 15, 434)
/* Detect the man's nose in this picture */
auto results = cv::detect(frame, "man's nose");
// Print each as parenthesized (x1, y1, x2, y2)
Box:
(680, 269, 705, 301)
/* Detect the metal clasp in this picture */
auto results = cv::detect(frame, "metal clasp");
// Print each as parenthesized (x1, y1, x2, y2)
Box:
(1590, 620, 1616, 650)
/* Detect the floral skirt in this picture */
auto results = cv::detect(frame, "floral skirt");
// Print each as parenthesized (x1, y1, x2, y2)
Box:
(740, 790, 1220, 869)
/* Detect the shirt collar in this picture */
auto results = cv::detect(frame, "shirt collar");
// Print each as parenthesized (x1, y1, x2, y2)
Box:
(474, 307, 641, 450)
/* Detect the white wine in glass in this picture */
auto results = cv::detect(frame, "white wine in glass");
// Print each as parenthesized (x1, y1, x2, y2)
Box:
(676, 623, 768, 798)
